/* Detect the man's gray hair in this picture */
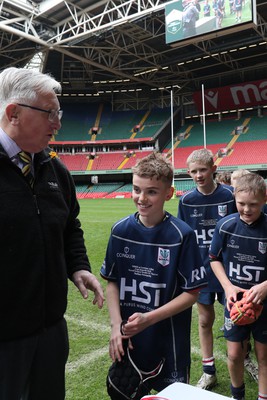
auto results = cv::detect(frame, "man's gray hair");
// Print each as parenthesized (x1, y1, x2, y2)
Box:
(0, 67, 61, 119)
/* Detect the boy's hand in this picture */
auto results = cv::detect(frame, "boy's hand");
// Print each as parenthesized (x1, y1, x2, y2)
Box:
(246, 282, 267, 304)
(230, 291, 263, 325)
(109, 323, 124, 362)
(122, 312, 150, 336)
(109, 323, 133, 362)
(225, 285, 246, 311)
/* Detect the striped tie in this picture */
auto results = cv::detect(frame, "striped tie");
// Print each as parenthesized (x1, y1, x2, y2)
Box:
(18, 151, 34, 188)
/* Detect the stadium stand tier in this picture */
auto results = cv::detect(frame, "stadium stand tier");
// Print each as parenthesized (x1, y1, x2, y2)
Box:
(52, 109, 267, 199)
(56, 103, 171, 143)
(59, 154, 90, 171)
(76, 182, 132, 199)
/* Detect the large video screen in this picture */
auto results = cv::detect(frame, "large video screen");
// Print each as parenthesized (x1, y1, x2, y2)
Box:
(165, 0, 256, 46)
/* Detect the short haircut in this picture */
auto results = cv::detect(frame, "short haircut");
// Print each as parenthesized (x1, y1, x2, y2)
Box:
(231, 169, 250, 188)
(231, 169, 250, 180)
(235, 173, 266, 199)
(0, 67, 61, 119)
(132, 152, 173, 186)
(187, 148, 214, 167)
(216, 171, 231, 185)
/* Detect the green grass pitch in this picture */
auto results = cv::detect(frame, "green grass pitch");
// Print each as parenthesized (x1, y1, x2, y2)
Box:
(65, 198, 258, 399)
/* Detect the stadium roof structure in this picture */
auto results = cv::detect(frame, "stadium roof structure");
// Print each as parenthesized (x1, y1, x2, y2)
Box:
(0, 0, 266, 110)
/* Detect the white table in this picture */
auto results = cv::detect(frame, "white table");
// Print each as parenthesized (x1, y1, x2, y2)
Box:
(141, 382, 231, 399)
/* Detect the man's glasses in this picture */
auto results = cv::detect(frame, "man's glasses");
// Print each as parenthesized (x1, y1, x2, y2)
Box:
(17, 103, 63, 122)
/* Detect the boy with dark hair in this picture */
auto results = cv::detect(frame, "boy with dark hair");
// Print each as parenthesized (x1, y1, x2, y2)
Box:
(209, 172, 267, 400)
(216, 171, 232, 186)
(178, 148, 237, 390)
(101, 152, 207, 399)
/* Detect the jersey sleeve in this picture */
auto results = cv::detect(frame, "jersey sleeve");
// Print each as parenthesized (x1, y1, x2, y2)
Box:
(178, 226, 207, 292)
(177, 198, 185, 220)
(100, 234, 118, 281)
(209, 222, 223, 262)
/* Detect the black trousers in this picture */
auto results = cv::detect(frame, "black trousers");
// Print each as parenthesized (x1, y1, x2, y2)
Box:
(0, 318, 69, 400)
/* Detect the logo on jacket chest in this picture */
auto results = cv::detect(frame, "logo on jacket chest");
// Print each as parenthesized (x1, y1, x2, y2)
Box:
(258, 241, 267, 254)
(48, 181, 59, 190)
(158, 247, 170, 266)
(218, 204, 227, 217)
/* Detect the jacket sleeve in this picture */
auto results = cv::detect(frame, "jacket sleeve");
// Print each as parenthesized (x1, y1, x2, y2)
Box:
(57, 161, 91, 277)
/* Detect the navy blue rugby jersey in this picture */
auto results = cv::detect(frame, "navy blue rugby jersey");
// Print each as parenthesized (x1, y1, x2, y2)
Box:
(210, 212, 267, 302)
(178, 183, 236, 292)
(101, 211, 207, 371)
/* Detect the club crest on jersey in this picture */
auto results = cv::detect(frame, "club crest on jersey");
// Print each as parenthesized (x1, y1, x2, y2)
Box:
(158, 247, 170, 267)
(218, 204, 227, 217)
(224, 316, 233, 331)
(258, 242, 267, 254)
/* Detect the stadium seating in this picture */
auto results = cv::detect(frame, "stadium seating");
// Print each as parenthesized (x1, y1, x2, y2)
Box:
(235, 115, 267, 142)
(59, 154, 90, 170)
(90, 152, 126, 170)
(61, 151, 153, 172)
(218, 140, 267, 167)
(105, 183, 132, 198)
(134, 108, 171, 139)
(57, 103, 100, 141)
(174, 179, 194, 195)
(162, 114, 267, 170)
(169, 144, 221, 170)
(54, 108, 267, 199)
(120, 151, 152, 169)
(76, 182, 128, 199)
(96, 109, 144, 140)
(57, 102, 172, 142)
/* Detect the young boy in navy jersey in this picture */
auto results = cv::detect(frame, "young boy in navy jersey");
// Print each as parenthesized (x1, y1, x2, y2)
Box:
(178, 148, 237, 390)
(231, 169, 250, 188)
(230, 168, 259, 382)
(100, 152, 207, 399)
(209, 173, 267, 400)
